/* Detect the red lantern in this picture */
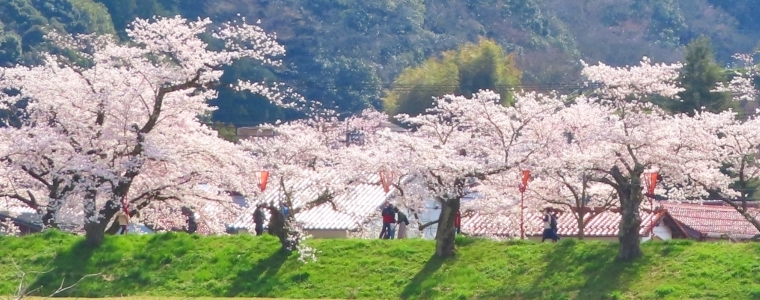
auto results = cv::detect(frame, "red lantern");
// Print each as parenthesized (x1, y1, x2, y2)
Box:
(379, 170, 394, 193)
(519, 170, 531, 193)
(257, 171, 270, 192)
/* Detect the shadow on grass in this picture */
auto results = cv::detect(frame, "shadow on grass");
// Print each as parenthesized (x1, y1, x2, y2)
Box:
(482, 240, 648, 300)
(399, 255, 446, 300)
(226, 248, 291, 297)
(29, 239, 98, 296)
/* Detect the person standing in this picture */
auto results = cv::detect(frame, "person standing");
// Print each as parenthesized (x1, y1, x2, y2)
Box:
(551, 210, 560, 241)
(542, 208, 559, 242)
(115, 209, 129, 235)
(454, 210, 462, 235)
(182, 206, 197, 234)
(253, 204, 266, 236)
(381, 203, 395, 239)
(394, 207, 409, 239)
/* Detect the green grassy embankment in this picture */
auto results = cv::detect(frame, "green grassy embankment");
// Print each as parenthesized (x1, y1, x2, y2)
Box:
(1, 231, 759, 300)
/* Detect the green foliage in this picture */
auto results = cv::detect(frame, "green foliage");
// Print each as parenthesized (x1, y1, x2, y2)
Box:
(637, 0, 686, 48)
(211, 122, 239, 143)
(2, 231, 760, 299)
(0, 0, 114, 65)
(1, 0, 754, 126)
(707, 0, 760, 32)
(668, 36, 734, 115)
(95, 0, 203, 38)
(383, 56, 458, 117)
(208, 58, 297, 127)
(384, 39, 521, 117)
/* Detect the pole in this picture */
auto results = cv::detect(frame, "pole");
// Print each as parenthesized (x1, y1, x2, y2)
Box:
(520, 191, 525, 239)
(650, 196, 654, 238)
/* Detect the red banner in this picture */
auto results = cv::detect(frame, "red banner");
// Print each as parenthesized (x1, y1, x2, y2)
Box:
(519, 170, 531, 193)
(647, 172, 658, 196)
(258, 171, 270, 192)
(379, 170, 394, 193)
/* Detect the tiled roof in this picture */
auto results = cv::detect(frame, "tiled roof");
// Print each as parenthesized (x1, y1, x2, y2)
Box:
(463, 202, 760, 239)
(462, 209, 661, 238)
(228, 173, 392, 231)
(662, 202, 760, 237)
(583, 210, 660, 236)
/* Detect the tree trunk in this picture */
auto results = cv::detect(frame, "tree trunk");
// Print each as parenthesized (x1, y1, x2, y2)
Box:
(84, 221, 108, 246)
(577, 213, 585, 240)
(105, 218, 120, 235)
(742, 211, 760, 234)
(434, 198, 460, 257)
(726, 200, 760, 234)
(616, 181, 643, 261)
(610, 165, 645, 261)
(82, 192, 119, 247)
(267, 206, 293, 250)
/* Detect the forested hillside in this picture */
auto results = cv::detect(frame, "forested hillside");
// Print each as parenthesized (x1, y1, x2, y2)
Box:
(1, 0, 758, 126)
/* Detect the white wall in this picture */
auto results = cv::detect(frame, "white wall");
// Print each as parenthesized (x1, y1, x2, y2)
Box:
(641, 221, 673, 243)
(411, 193, 480, 240)
(415, 197, 441, 239)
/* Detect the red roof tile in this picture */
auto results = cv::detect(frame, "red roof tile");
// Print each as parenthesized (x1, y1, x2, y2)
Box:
(662, 202, 760, 237)
(462, 209, 660, 238)
(462, 202, 760, 239)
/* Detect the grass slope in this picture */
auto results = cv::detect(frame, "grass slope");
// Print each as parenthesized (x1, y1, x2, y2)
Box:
(1, 231, 760, 300)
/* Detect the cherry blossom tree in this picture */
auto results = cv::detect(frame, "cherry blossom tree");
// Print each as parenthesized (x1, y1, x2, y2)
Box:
(566, 57, 739, 260)
(0, 16, 286, 245)
(371, 90, 562, 257)
(690, 52, 760, 234)
(713, 52, 759, 102)
(528, 154, 618, 238)
(240, 110, 388, 251)
(526, 100, 620, 239)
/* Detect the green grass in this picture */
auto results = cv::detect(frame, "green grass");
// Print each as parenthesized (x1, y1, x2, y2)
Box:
(1, 231, 760, 299)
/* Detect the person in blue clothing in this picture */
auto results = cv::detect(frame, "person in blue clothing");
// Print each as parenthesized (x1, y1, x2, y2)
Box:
(280, 202, 289, 219)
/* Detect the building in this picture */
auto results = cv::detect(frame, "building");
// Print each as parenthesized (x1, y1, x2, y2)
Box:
(0, 206, 42, 236)
(461, 207, 689, 242)
(227, 173, 395, 238)
(460, 202, 760, 242)
(662, 202, 760, 241)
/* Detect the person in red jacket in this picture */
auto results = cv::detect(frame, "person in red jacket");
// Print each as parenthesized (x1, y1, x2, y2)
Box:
(380, 203, 396, 239)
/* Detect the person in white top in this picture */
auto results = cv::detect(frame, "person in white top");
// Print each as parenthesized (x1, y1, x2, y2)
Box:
(541, 208, 559, 242)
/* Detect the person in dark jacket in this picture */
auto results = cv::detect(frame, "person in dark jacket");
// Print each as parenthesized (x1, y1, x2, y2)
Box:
(253, 204, 266, 236)
(182, 206, 197, 234)
(380, 203, 396, 239)
(394, 207, 410, 239)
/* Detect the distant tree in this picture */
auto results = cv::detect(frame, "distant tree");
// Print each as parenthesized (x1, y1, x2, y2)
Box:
(383, 39, 521, 117)
(383, 56, 458, 117)
(669, 36, 733, 115)
(211, 123, 240, 143)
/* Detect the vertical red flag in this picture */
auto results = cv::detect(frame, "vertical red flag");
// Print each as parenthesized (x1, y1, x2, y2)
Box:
(519, 170, 531, 193)
(258, 171, 270, 192)
(647, 172, 658, 196)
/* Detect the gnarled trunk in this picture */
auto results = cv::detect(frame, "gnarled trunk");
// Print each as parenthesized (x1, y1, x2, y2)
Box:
(267, 206, 294, 250)
(84, 221, 109, 246)
(434, 198, 460, 257)
(617, 193, 642, 261)
(611, 165, 645, 261)
(83, 193, 119, 246)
